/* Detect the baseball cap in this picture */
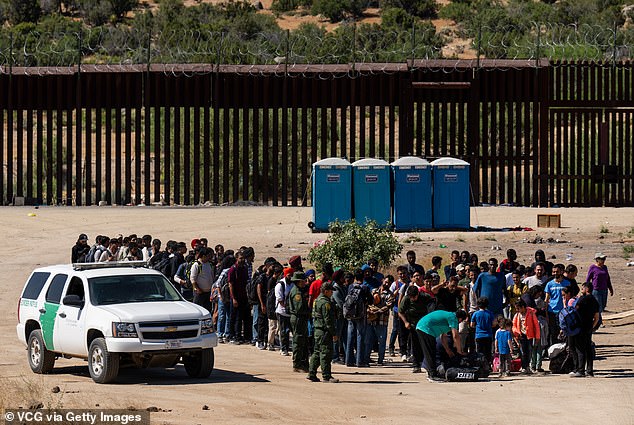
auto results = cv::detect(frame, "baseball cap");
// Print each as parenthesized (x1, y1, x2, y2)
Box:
(78, 233, 88, 241)
(456, 264, 466, 272)
(594, 252, 607, 260)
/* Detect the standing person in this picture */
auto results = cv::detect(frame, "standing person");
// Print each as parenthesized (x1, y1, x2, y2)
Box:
(531, 250, 554, 277)
(256, 260, 275, 350)
(398, 285, 431, 373)
(586, 253, 613, 314)
(365, 278, 394, 366)
(71, 234, 90, 263)
(140, 234, 153, 261)
(544, 263, 571, 346)
(403, 250, 425, 278)
(512, 299, 540, 374)
(472, 258, 507, 317)
(190, 247, 215, 313)
(308, 282, 339, 383)
(428, 256, 443, 280)
(572, 282, 600, 377)
(416, 309, 467, 381)
(97, 238, 120, 262)
(470, 297, 496, 366)
(288, 272, 311, 373)
(214, 255, 236, 343)
(368, 258, 385, 285)
(495, 319, 514, 377)
(498, 249, 519, 274)
(564, 264, 580, 297)
(508, 269, 528, 317)
(435, 276, 468, 312)
(275, 268, 295, 356)
(389, 266, 409, 358)
(523, 263, 548, 289)
(330, 270, 347, 364)
(242, 247, 258, 346)
(228, 251, 252, 344)
(266, 264, 283, 351)
(289, 255, 303, 272)
(444, 250, 460, 280)
(345, 269, 373, 368)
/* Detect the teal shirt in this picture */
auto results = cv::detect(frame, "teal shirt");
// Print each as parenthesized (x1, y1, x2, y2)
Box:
(416, 310, 459, 338)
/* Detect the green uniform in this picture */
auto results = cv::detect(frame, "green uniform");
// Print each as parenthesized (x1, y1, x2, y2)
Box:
(288, 284, 310, 370)
(309, 293, 336, 379)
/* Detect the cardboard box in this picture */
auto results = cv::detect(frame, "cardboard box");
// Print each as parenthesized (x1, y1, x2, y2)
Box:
(537, 214, 561, 228)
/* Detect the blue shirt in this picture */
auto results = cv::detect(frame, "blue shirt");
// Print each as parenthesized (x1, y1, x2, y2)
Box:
(471, 309, 495, 339)
(545, 278, 571, 314)
(473, 272, 506, 316)
(495, 329, 512, 355)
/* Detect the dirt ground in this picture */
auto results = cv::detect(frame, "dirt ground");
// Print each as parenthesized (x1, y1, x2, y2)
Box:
(1, 206, 633, 425)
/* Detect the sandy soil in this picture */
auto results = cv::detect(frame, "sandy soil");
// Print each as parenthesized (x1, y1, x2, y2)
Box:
(1, 206, 633, 424)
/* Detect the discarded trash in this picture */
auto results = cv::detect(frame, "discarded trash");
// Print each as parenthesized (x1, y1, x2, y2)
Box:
(27, 213, 36, 217)
(439, 244, 447, 248)
(627, 262, 634, 267)
(566, 253, 573, 261)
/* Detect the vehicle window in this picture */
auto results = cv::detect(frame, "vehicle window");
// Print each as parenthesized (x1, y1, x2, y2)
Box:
(65, 277, 85, 302)
(22, 272, 51, 300)
(89, 274, 182, 306)
(45, 274, 68, 304)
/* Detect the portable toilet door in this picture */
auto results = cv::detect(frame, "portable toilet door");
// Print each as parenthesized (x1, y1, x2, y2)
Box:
(352, 158, 391, 227)
(311, 158, 352, 232)
(431, 157, 470, 230)
(391, 157, 432, 231)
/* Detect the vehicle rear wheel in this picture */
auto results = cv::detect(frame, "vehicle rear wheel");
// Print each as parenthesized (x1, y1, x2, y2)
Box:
(183, 348, 214, 378)
(88, 338, 119, 384)
(27, 329, 55, 374)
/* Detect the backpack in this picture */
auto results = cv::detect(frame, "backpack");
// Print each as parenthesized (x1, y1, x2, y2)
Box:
(558, 306, 582, 337)
(343, 285, 365, 320)
(150, 252, 171, 277)
(84, 244, 98, 263)
(247, 271, 265, 305)
(217, 269, 231, 303)
(182, 260, 198, 290)
(266, 286, 278, 320)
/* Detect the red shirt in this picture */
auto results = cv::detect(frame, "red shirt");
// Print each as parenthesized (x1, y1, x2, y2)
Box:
(309, 279, 323, 304)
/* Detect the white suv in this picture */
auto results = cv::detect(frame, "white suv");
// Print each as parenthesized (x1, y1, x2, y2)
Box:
(17, 262, 217, 384)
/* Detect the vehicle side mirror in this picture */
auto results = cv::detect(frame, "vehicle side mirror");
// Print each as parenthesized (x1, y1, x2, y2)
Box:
(63, 295, 84, 308)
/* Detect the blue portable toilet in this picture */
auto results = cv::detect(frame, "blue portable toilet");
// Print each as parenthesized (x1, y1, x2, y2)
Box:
(352, 158, 391, 226)
(431, 157, 470, 230)
(391, 157, 432, 231)
(311, 158, 352, 232)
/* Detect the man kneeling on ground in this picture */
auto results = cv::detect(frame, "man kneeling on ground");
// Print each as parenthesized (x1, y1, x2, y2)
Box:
(416, 309, 467, 381)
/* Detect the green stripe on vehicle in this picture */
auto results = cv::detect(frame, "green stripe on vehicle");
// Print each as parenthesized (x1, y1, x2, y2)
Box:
(40, 302, 60, 350)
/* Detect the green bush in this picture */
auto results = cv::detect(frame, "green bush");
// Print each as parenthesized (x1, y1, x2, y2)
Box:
(312, 0, 348, 22)
(380, 0, 437, 18)
(307, 220, 403, 273)
(8, 0, 40, 24)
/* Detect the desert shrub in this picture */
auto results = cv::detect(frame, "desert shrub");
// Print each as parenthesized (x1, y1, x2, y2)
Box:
(308, 220, 403, 272)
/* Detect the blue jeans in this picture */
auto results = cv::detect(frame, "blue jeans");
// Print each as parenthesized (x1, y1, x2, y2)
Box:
(346, 319, 367, 366)
(592, 289, 608, 313)
(217, 300, 232, 338)
(365, 323, 388, 364)
(252, 304, 259, 343)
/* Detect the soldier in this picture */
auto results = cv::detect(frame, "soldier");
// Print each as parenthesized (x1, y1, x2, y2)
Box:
(288, 271, 311, 372)
(308, 282, 339, 383)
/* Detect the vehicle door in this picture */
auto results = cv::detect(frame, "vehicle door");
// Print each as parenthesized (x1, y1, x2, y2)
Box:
(41, 274, 68, 352)
(55, 276, 89, 356)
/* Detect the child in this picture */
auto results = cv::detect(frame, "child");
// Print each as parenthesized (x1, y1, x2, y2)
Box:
(470, 297, 496, 365)
(495, 319, 514, 376)
(512, 299, 540, 374)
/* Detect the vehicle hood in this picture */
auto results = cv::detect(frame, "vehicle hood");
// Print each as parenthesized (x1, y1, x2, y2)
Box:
(96, 301, 208, 322)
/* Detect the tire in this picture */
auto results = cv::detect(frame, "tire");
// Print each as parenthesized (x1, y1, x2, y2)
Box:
(183, 348, 214, 378)
(27, 329, 55, 374)
(88, 338, 119, 384)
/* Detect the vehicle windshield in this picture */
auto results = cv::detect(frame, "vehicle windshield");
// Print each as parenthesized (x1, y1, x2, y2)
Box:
(88, 274, 183, 305)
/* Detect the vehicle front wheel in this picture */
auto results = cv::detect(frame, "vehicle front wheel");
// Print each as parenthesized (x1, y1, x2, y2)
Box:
(183, 348, 214, 378)
(27, 329, 55, 374)
(88, 338, 119, 384)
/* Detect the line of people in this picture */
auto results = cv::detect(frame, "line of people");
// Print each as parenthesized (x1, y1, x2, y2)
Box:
(71, 236, 613, 381)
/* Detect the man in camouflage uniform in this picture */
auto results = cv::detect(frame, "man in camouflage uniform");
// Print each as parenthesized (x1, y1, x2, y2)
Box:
(288, 271, 310, 372)
(307, 282, 339, 383)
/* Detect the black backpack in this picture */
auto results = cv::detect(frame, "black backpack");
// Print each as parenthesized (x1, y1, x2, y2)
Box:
(343, 285, 365, 320)
(247, 271, 266, 305)
(266, 285, 277, 320)
(150, 252, 171, 277)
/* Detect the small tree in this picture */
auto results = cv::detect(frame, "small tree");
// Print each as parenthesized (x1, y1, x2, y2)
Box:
(9, 0, 41, 24)
(307, 220, 403, 272)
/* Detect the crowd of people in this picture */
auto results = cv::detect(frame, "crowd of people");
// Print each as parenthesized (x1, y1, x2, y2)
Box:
(71, 234, 613, 382)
